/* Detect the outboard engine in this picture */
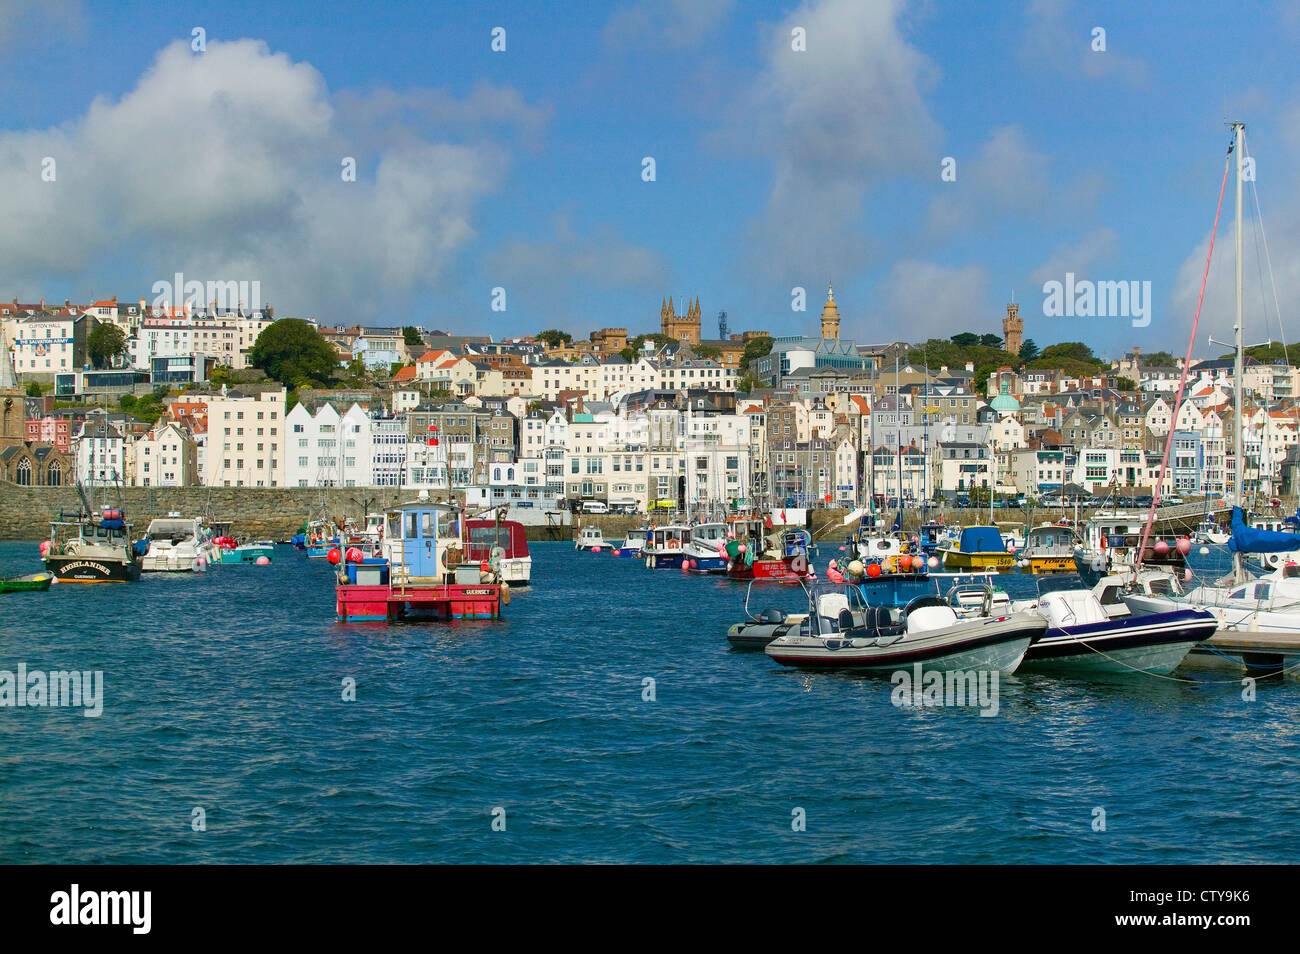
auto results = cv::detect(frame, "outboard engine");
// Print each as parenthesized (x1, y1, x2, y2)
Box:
(761, 607, 784, 624)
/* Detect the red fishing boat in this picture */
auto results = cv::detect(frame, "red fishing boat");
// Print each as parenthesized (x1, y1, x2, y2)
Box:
(334, 500, 506, 622)
(724, 515, 814, 582)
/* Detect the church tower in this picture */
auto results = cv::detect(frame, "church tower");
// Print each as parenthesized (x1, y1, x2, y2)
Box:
(819, 284, 840, 340)
(660, 295, 701, 344)
(1002, 302, 1022, 356)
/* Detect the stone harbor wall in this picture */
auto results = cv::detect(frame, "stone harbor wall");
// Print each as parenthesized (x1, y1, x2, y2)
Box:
(0, 482, 934, 543)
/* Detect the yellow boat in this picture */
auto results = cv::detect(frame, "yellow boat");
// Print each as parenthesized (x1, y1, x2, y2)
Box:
(940, 526, 1016, 572)
(1018, 523, 1080, 574)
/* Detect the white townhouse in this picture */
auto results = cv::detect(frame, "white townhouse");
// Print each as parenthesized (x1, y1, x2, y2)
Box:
(74, 418, 126, 486)
(285, 401, 374, 488)
(14, 314, 76, 377)
(133, 421, 198, 487)
(204, 388, 287, 487)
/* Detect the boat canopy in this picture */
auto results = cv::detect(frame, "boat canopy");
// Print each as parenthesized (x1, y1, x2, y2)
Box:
(464, 519, 528, 557)
(1229, 506, 1300, 553)
(958, 526, 1006, 553)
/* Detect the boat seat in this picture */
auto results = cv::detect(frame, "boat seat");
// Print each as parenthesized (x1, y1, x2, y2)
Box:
(872, 605, 906, 637)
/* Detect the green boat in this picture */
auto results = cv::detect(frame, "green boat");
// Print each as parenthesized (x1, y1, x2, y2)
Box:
(0, 572, 54, 593)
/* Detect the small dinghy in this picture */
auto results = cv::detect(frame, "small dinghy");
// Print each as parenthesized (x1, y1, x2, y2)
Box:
(764, 582, 1045, 673)
(0, 572, 53, 593)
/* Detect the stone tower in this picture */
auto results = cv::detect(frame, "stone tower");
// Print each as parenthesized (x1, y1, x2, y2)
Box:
(819, 284, 840, 340)
(660, 296, 701, 344)
(1002, 302, 1022, 356)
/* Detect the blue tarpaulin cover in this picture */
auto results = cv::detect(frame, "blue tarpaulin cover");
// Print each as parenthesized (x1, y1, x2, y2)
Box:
(958, 526, 1006, 553)
(1229, 507, 1300, 553)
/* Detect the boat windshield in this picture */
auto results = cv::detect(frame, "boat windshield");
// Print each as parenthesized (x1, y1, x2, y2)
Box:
(146, 519, 195, 539)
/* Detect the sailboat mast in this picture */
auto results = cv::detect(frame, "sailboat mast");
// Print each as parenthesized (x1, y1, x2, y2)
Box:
(1233, 120, 1245, 506)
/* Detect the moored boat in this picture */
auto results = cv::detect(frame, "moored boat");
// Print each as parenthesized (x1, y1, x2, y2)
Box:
(217, 539, 275, 564)
(42, 503, 142, 583)
(335, 499, 505, 622)
(1010, 578, 1214, 675)
(682, 522, 730, 573)
(0, 572, 53, 593)
(575, 525, 609, 551)
(1016, 523, 1080, 574)
(642, 525, 691, 568)
(611, 527, 647, 557)
(764, 582, 1044, 673)
(724, 516, 813, 582)
(463, 518, 532, 584)
(140, 513, 218, 572)
(940, 526, 1016, 572)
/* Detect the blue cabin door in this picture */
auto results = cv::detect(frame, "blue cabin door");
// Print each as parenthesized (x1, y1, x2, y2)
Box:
(403, 509, 440, 577)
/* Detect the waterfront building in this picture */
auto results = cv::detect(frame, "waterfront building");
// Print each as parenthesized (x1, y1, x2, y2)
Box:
(203, 387, 286, 487)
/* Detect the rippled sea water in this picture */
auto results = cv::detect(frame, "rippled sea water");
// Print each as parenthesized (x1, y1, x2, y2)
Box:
(0, 539, 1294, 864)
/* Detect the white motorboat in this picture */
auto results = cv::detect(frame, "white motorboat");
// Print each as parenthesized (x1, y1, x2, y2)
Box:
(575, 525, 608, 551)
(611, 528, 647, 558)
(1010, 579, 1215, 675)
(140, 514, 218, 572)
(682, 522, 730, 573)
(764, 583, 1045, 673)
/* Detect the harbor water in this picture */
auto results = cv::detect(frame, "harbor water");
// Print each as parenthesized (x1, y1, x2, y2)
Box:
(1, 540, 1296, 864)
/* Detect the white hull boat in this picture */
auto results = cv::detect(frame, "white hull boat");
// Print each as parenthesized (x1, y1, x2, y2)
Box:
(764, 586, 1044, 673)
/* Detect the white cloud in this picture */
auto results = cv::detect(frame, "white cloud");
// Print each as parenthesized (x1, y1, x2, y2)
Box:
(926, 126, 1052, 237)
(864, 261, 990, 342)
(717, 0, 942, 279)
(1021, 0, 1147, 84)
(603, 0, 735, 48)
(488, 215, 671, 319)
(1028, 227, 1118, 286)
(0, 39, 535, 319)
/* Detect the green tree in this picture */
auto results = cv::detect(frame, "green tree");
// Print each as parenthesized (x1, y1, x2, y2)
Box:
(1036, 341, 1102, 365)
(118, 393, 137, 411)
(87, 322, 127, 369)
(618, 346, 636, 363)
(738, 335, 773, 371)
(25, 381, 42, 397)
(979, 334, 1003, 348)
(735, 371, 757, 394)
(695, 343, 722, 361)
(537, 329, 573, 348)
(1114, 377, 1138, 391)
(1140, 350, 1179, 367)
(950, 332, 980, 348)
(209, 365, 232, 387)
(249, 318, 339, 388)
(402, 326, 423, 347)
(1018, 339, 1040, 363)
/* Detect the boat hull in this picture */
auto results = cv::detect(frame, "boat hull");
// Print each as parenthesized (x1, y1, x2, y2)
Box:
(0, 573, 53, 593)
(943, 551, 1015, 572)
(336, 582, 503, 621)
(726, 616, 806, 649)
(766, 615, 1044, 673)
(644, 550, 687, 569)
(1019, 609, 1215, 675)
(43, 555, 141, 583)
(1022, 555, 1076, 574)
(727, 558, 809, 582)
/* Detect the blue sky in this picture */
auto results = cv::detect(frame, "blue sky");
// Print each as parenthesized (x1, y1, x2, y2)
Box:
(2, 0, 1299, 361)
